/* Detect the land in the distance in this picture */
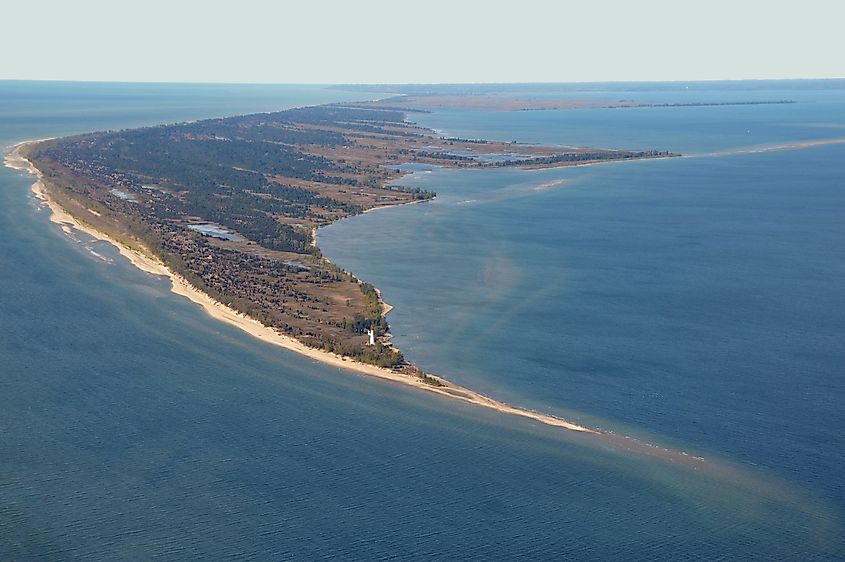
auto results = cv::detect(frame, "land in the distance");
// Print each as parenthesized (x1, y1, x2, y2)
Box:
(357, 95, 796, 112)
(21, 102, 676, 382)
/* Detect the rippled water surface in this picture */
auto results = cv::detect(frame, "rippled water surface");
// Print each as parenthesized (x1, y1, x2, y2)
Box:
(2, 80, 843, 559)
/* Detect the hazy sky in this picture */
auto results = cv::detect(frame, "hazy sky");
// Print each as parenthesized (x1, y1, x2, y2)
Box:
(2, 0, 843, 83)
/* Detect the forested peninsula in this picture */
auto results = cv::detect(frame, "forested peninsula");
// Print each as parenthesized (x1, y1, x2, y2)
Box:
(21, 102, 676, 384)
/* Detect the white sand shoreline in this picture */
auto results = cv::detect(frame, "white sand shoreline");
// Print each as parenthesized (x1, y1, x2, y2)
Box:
(4, 140, 597, 435)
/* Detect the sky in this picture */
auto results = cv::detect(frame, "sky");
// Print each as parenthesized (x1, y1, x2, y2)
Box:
(1, 0, 843, 84)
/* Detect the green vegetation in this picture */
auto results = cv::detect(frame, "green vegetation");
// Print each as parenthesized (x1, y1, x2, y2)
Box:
(382, 185, 436, 200)
(26, 101, 673, 373)
(493, 150, 674, 167)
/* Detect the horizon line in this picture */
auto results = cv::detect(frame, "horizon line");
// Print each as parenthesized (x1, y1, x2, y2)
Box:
(2, 77, 845, 87)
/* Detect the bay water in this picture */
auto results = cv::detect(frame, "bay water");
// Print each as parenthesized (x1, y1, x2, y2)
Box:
(2, 80, 843, 559)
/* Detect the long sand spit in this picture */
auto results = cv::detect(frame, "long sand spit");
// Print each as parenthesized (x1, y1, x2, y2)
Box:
(8, 140, 759, 472)
(10, 139, 845, 532)
(5, 141, 599, 435)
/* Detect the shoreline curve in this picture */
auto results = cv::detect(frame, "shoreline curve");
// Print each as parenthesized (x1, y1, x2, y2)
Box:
(5, 140, 598, 436)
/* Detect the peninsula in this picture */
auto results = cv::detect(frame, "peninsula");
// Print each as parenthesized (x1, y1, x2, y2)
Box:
(10, 102, 677, 433)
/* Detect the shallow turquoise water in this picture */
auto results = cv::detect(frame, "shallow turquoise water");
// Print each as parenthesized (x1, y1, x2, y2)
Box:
(1, 81, 843, 559)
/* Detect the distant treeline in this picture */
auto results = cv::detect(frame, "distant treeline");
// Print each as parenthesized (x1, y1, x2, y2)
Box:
(382, 185, 436, 200)
(491, 150, 675, 167)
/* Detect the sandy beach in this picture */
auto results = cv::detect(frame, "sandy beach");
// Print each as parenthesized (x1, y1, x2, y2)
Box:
(361, 198, 429, 214)
(4, 140, 597, 435)
(699, 137, 845, 158)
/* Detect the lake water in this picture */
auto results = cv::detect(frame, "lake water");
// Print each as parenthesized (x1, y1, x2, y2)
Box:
(2, 80, 843, 559)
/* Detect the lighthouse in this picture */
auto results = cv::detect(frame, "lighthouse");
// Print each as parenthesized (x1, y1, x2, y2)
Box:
(366, 328, 375, 346)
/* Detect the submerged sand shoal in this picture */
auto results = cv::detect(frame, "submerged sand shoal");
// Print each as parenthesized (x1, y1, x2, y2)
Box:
(4, 140, 597, 435)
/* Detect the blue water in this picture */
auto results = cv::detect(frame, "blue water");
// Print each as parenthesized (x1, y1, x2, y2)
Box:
(2, 81, 843, 559)
(412, 82, 845, 154)
(187, 223, 243, 241)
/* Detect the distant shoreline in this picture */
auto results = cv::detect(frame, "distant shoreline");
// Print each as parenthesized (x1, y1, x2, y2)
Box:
(5, 140, 599, 436)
